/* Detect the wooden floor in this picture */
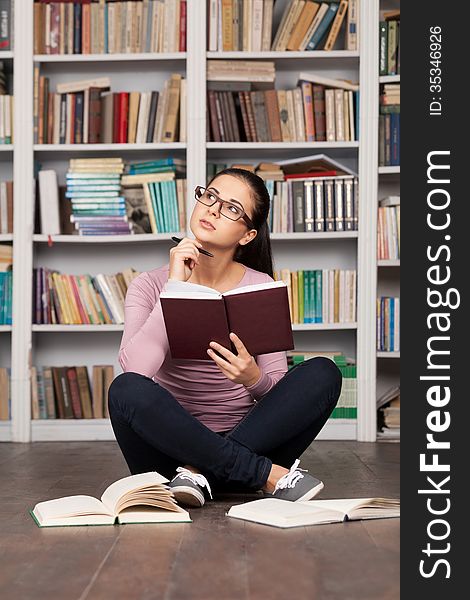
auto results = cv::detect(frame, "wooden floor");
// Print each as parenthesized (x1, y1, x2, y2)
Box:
(0, 441, 399, 600)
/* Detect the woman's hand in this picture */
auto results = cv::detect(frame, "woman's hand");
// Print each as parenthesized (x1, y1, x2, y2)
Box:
(207, 332, 261, 387)
(168, 237, 203, 282)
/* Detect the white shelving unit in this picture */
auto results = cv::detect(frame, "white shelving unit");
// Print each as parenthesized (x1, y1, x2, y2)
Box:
(5, 0, 380, 443)
(0, 38, 14, 441)
(376, 0, 400, 426)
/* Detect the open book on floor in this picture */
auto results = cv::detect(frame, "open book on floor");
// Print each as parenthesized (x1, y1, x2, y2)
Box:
(30, 471, 191, 527)
(160, 279, 294, 360)
(226, 497, 400, 529)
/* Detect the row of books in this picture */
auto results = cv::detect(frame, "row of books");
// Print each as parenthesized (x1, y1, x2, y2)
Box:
(34, 0, 187, 55)
(32, 266, 140, 325)
(287, 351, 357, 419)
(33, 73, 185, 144)
(209, 0, 359, 52)
(31, 364, 115, 420)
(378, 112, 400, 167)
(37, 157, 187, 236)
(0, 367, 10, 420)
(377, 196, 400, 260)
(377, 385, 400, 440)
(274, 269, 357, 324)
(207, 76, 358, 142)
(266, 175, 358, 233)
(0, 244, 12, 326)
(0, 180, 13, 234)
(0, 94, 12, 145)
(0, 271, 12, 325)
(379, 12, 400, 76)
(377, 296, 400, 352)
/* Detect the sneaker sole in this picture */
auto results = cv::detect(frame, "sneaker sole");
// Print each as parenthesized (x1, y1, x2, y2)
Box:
(294, 481, 324, 502)
(170, 485, 205, 508)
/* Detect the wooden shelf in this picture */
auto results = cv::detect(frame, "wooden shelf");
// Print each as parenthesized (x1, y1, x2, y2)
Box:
(0, 325, 12, 332)
(292, 323, 357, 331)
(378, 259, 400, 267)
(377, 351, 400, 358)
(32, 325, 124, 332)
(34, 53, 187, 63)
(33, 233, 183, 243)
(379, 75, 400, 83)
(34, 143, 186, 152)
(30, 417, 356, 441)
(0, 421, 11, 442)
(271, 232, 358, 240)
(207, 142, 359, 150)
(207, 51, 359, 60)
(0, 234, 13, 242)
(0, 145, 13, 151)
(378, 166, 400, 174)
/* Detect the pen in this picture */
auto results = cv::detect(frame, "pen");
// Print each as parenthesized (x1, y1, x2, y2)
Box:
(171, 236, 214, 258)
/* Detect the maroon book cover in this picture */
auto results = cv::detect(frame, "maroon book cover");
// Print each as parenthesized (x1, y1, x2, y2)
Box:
(66, 367, 83, 419)
(160, 283, 294, 360)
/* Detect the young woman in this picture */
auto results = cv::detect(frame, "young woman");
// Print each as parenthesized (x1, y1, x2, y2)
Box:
(108, 168, 342, 507)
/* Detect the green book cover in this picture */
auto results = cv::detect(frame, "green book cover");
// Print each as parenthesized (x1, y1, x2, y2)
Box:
(149, 183, 162, 232)
(311, 271, 317, 323)
(159, 182, 169, 233)
(315, 270, 322, 323)
(298, 270, 304, 324)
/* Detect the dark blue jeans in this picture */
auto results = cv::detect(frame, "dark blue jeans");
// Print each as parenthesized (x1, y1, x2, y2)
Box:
(108, 357, 342, 492)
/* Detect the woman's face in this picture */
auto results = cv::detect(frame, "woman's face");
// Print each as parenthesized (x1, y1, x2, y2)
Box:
(189, 174, 257, 251)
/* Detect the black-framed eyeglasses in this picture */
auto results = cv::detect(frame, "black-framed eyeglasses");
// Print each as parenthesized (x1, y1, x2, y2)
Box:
(195, 186, 255, 230)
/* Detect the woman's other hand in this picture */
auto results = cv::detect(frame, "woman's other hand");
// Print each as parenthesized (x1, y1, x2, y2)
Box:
(207, 332, 261, 387)
(168, 237, 203, 282)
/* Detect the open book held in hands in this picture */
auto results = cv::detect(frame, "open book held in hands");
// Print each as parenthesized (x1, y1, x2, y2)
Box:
(30, 472, 191, 527)
(160, 279, 294, 360)
(226, 497, 400, 529)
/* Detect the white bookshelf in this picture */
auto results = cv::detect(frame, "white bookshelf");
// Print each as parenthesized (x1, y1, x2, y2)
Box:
(0, 32, 13, 435)
(6, 0, 380, 443)
(376, 0, 400, 430)
(35, 53, 187, 63)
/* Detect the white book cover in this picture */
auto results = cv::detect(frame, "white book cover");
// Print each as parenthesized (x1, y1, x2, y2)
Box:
(0, 182, 7, 234)
(38, 170, 61, 235)
(298, 72, 359, 92)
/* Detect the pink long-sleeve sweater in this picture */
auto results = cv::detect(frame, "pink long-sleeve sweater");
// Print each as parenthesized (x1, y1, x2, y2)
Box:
(118, 263, 288, 432)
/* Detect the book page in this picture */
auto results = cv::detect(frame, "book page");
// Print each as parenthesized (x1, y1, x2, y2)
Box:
(33, 495, 112, 521)
(301, 497, 400, 518)
(100, 471, 169, 514)
(223, 280, 286, 296)
(162, 279, 221, 296)
(227, 498, 344, 526)
(117, 506, 191, 524)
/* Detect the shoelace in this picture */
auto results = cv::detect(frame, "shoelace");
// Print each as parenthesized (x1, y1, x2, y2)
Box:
(273, 458, 308, 493)
(173, 467, 213, 499)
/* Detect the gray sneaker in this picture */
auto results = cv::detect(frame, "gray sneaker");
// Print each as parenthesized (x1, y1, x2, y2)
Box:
(168, 467, 213, 508)
(264, 459, 324, 502)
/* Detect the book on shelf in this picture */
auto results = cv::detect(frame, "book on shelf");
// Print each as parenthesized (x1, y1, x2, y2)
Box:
(33, 72, 185, 144)
(377, 386, 400, 440)
(379, 12, 400, 76)
(34, 0, 187, 55)
(160, 279, 294, 360)
(226, 496, 400, 529)
(377, 197, 400, 260)
(267, 175, 358, 234)
(0, 0, 11, 51)
(31, 365, 115, 420)
(207, 74, 357, 143)
(0, 180, 13, 234)
(377, 297, 400, 352)
(287, 351, 357, 419)
(274, 268, 357, 325)
(0, 367, 10, 420)
(30, 471, 191, 527)
(32, 266, 140, 326)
